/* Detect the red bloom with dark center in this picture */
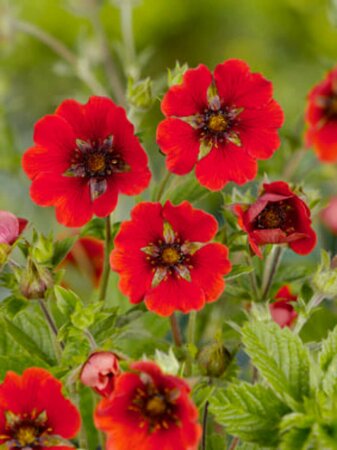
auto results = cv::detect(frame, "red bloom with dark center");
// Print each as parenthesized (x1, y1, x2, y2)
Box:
(64, 236, 104, 288)
(0, 367, 80, 449)
(80, 351, 120, 397)
(235, 181, 317, 258)
(22, 96, 151, 227)
(270, 285, 298, 328)
(94, 361, 201, 450)
(157, 59, 283, 190)
(110, 201, 231, 316)
(305, 66, 337, 162)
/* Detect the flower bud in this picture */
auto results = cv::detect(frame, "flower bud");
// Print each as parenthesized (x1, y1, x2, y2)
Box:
(168, 61, 189, 87)
(313, 250, 337, 298)
(127, 77, 153, 110)
(80, 351, 120, 397)
(197, 342, 231, 378)
(19, 259, 53, 300)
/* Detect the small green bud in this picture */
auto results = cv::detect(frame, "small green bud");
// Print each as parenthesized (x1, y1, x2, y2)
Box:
(197, 342, 231, 378)
(31, 231, 54, 265)
(168, 61, 189, 87)
(313, 250, 337, 299)
(127, 77, 153, 110)
(19, 259, 53, 299)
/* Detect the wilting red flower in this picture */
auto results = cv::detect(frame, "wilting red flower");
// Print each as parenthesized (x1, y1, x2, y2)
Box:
(65, 236, 104, 287)
(22, 96, 151, 227)
(0, 367, 80, 449)
(235, 181, 317, 258)
(80, 351, 120, 397)
(321, 197, 337, 234)
(94, 361, 201, 450)
(157, 59, 283, 190)
(305, 66, 337, 162)
(270, 285, 298, 328)
(110, 201, 231, 316)
(0, 211, 27, 246)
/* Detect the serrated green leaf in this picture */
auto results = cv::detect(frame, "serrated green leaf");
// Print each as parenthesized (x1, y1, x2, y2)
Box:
(52, 236, 76, 266)
(242, 320, 310, 407)
(54, 286, 81, 317)
(279, 427, 312, 450)
(319, 324, 337, 372)
(209, 383, 289, 446)
(322, 354, 337, 395)
(225, 264, 254, 281)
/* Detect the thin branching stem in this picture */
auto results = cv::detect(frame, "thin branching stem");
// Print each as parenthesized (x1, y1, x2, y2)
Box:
(99, 215, 112, 302)
(261, 246, 284, 301)
(169, 313, 182, 347)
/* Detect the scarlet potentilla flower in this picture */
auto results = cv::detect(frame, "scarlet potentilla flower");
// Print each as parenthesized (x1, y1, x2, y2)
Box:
(305, 66, 337, 162)
(270, 285, 298, 328)
(157, 59, 283, 190)
(110, 201, 231, 316)
(235, 181, 317, 258)
(80, 351, 120, 397)
(65, 236, 104, 287)
(0, 367, 80, 449)
(22, 96, 151, 227)
(321, 197, 337, 234)
(94, 361, 201, 450)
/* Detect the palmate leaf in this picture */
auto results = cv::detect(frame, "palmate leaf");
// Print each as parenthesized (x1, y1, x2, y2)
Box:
(209, 383, 289, 446)
(242, 320, 311, 407)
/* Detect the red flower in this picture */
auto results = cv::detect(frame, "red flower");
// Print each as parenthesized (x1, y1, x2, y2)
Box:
(0, 211, 27, 246)
(321, 197, 337, 234)
(235, 181, 317, 258)
(94, 361, 201, 450)
(0, 367, 80, 449)
(270, 285, 298, 328)
(110, 201, 231, 316)
(22, 96, 151, 227)
(157, 59, 283, 190)
(305, 66, 337, 162)
(80, 351, 120, 397)
(64, 236, 104, 288)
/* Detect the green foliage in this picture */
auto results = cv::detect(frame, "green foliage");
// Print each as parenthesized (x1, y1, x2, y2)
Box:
(210, 382, 289, 446)
(241, 320, 311, 407)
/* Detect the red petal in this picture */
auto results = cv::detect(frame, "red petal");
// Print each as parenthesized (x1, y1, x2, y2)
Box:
(144, 277, 205, 316)
(163, 201, 218, 242)
(190, 243, 231, 302)
(195, 144, 258, 190)
(156, 118, 200, 175)
(289, 225, 317, 255)
(22, 145, 70, 180)
(262, 181, 294, 197)
(30, 175, 81, 206)
(161, 65, 212, 117)
(33, 115, 76, 153)
(93, 183, 119, 217)
(275, 285, 297, 302)
(238, 100, 284, 159)
(307, 121, 337, 162)
(214, 59, 273, 107)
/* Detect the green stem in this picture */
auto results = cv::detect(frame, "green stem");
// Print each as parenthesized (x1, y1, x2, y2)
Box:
(261, 246, 284, 301)
(119, 0, 137, 77)
(155, 172, 172, 202)
(38, 298, 64, 355)
(83, 329, 97, 351)
(202, 400, 209, 450)
(169, 313, 182, 347)
(185, 310, 197, 376)
(245, 254, 259, 300)
(99, 215, 112, 302)
(229, 436, 240, 450)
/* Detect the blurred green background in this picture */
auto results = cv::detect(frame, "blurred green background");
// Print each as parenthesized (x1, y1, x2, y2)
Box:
(1, 0, 337, 341)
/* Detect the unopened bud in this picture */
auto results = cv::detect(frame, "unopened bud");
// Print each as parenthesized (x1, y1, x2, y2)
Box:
(197, 342, 231, 378)
(168, 61, 188, 87)
(19, 259, 53, 299)
(127, 77, 153, 110)
(313, 250, 337, 299)
(80, 351, 120, 397)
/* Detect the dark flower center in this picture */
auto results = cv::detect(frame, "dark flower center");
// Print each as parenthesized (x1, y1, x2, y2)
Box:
(253, 201, 296, 234)
(129, 384, 180, 432)
(325, 94, 337, 119)
(64, 135, 130, 200)
(15, 424, 39, 447)
(159, 243, 184, 266)
(4, 411, 50, 449)
(207, 113, 228, 133)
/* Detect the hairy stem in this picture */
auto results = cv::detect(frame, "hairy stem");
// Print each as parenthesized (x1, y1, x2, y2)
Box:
(38, 298, 64, 361)
(13, 19, 108, 96)
(155, 172, 173, 202)
(185, 310, 197, 376)
(261, 246, 284, 301)
(169, 313, 182, 347)
(229, 437, 240, 450)
(99, 215, 112, 302)
(245, 254, 259, 300)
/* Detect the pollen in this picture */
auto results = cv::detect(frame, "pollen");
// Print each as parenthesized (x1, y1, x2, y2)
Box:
(146, 395, 167, 416)
(161, 247, 180, 265)
(207, 114, 228, 132)
(87, 153, 106, 173)
(15, 425, 38, 446)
